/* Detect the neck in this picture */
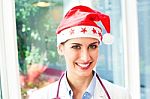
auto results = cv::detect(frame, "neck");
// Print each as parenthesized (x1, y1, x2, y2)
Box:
(66, 71, 93, 93)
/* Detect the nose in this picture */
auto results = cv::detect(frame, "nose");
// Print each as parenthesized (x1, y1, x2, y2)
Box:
(80, 48, 91, 62)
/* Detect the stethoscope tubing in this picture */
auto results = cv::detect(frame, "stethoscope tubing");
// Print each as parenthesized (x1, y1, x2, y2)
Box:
(55, 73, 111, 99)
(96, 73, 111, 99)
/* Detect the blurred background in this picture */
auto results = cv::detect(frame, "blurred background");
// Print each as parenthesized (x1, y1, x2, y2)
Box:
(0, 0, 150, 99)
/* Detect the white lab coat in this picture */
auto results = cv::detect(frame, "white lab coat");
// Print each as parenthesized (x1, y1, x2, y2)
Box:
(29, 75, 131, 99)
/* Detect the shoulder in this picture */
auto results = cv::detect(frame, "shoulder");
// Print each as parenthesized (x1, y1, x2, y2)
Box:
(101, 79, 131, 99)
(28, 81, 58, 99)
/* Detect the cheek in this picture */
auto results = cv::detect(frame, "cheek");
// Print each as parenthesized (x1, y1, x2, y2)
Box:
(91, 49, 99, 59)
(64, 50, 77, 62)
(64, 52, 77, 70)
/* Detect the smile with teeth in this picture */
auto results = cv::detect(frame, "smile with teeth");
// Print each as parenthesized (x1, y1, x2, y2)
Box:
(75, 62, 92, 69)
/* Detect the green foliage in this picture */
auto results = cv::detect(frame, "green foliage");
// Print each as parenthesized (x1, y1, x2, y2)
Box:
(15, 0, 62, 74)
(16, 0, 38, 74)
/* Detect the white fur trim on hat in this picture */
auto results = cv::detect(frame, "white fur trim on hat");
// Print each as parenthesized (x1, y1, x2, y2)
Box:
(57, 26, 102, 46)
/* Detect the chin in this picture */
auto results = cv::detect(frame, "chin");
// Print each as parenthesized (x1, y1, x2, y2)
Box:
(76, 70, 92, 77)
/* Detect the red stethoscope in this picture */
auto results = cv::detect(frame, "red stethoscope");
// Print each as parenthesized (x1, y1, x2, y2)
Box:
(54, 73, 111, 99)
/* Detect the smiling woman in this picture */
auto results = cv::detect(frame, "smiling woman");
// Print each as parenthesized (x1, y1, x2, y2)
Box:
(29, 5, 131, 99)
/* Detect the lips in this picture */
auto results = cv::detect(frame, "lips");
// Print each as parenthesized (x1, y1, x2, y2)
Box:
(75, 62, 92, 70)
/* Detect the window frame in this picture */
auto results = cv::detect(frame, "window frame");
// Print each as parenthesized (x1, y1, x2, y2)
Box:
(121, 0, 140, 99)
(0, 0, 21, 99)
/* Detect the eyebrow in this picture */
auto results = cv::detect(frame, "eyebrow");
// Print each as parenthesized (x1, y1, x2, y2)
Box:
(71, 41, 99, 45)
(89, 41, 100, 45)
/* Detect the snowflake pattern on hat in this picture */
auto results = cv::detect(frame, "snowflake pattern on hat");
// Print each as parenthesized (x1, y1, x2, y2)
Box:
(81, 27, 87, 33)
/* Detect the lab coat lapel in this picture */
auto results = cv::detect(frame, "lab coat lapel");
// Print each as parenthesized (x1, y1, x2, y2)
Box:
(58, 75, 69, 99)
(93, 78, 108, 99)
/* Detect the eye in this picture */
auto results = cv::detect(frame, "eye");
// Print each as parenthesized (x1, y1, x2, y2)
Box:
(88, 44, 98, 49)
(71, 45, 81, 49)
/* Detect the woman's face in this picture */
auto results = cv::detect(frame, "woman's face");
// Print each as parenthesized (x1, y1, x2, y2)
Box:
(58, 37, 100, 77)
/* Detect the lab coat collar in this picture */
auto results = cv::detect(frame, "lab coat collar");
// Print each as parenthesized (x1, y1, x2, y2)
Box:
(57, 73, 108, 99)
(58, 75, 68, 99)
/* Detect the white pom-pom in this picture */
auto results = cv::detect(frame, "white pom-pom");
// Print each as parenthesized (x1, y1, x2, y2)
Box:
(102, 33, 114, 44)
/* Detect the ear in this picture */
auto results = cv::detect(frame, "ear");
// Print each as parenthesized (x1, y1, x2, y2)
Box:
(57, 44, 64, 55)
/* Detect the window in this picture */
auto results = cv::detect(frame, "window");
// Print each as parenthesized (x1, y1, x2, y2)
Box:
(137, 0, 150, 99)
(92, 0, 125, 86)
(15, 0, 64, 98)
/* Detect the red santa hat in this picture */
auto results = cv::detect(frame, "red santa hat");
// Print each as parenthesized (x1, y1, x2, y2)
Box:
(56, 5, 113, 46)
